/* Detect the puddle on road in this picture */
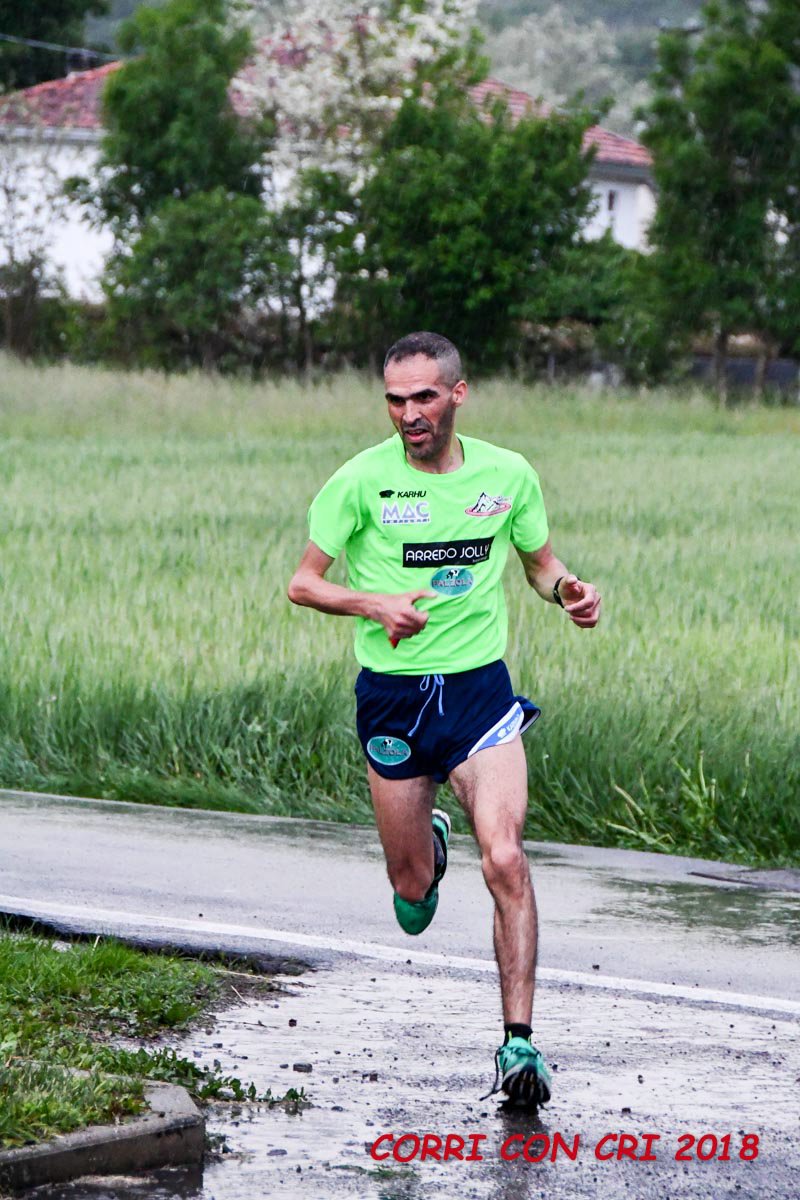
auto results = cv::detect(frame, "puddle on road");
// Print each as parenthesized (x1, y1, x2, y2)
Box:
(25, 962, 800, 1200)
(595, 876, 800, 948)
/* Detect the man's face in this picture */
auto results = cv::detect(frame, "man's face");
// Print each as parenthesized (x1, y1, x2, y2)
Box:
(384, 354, 466, 463)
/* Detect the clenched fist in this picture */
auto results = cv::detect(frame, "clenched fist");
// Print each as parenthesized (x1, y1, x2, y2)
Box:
(557, 575, 601, 628)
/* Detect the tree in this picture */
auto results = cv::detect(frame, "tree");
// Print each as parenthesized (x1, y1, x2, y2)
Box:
(593, 248, 688, 385)
(320, 89, 596, 371)
(639, 0, 800, 400)
(233, 0, 489, 366)
(0, 1, 109, 91)
(72, 0, 278, 369)
(104, 188, 288, 369)
(756, 0, 800, 383)
(237, 0, 485, 188)
(74, 0, 272, 236)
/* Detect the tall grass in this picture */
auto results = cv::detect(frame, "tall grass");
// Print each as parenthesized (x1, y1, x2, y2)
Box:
(0, 355, 798, 864)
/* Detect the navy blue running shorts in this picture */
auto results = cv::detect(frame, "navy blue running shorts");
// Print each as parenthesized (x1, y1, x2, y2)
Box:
(354, 659, 540, 783)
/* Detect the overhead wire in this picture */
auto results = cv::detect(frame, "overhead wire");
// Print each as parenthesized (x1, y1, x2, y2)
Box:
(0, 31, 119, 63)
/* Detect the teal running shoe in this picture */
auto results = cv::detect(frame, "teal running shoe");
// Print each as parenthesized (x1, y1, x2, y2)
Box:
(393, 809, 451, 936)
(482, 1035, 552, 1107)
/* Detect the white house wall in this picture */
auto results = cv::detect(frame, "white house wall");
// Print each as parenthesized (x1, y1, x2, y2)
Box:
(584, 176, 654, 251)
(2, 134, 655, 298)
(0, 135, 113, 300)
(51, 142, 114, 298)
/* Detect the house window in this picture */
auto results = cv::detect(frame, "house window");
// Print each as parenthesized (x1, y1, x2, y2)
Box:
(607, 190, 617, 212)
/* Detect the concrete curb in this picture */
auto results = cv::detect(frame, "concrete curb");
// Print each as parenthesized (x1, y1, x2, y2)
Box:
(0, 1081, 204, 1194)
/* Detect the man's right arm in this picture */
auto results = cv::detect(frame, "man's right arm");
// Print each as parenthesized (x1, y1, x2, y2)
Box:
(287, 541, 432, 643)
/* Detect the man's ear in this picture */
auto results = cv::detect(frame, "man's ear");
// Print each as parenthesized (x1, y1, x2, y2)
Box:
(452, 380, 468, 407)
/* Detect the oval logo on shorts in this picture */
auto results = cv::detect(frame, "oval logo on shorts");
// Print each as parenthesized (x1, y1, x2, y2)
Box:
(431, 567, 474, 596)
(367, 736, 412, 766)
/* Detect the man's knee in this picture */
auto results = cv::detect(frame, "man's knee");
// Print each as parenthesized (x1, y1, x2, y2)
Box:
(481, 838, 529, 895)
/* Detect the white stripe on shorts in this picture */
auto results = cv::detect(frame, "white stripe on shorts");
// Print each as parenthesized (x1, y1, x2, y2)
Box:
(467, 700, 525, 758)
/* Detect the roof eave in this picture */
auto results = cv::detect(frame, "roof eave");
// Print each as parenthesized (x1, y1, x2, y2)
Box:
(0, 123, 103, 144)
(588, 159, 653, 186)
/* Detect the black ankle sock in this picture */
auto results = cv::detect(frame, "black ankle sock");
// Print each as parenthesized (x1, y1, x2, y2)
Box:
(505, 1022, 532, 1042)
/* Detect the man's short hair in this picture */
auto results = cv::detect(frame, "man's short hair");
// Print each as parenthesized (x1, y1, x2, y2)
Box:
(383, 332, 463, 388)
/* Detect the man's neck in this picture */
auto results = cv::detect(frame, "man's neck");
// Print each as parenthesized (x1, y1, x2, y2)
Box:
(405, 435, 464, 475)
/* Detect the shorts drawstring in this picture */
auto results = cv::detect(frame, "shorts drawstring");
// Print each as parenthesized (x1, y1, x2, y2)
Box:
(407, 674, 445, 738)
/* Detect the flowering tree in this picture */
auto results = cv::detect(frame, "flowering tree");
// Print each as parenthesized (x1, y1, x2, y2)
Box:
(235, 0, 484, 189)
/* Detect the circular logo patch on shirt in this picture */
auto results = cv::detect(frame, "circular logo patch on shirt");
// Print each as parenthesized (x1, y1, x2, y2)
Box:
(367, 736, 412, 766)
(430, 567, 474, 596)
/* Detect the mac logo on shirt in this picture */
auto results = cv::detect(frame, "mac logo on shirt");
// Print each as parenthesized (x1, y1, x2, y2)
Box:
(381, 500, 431, 525)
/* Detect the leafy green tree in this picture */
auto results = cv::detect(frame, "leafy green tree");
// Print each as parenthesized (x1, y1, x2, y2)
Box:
(525, 232, 631, 328)
(639, 0, 800, 399)
(236, 0, 490, 370)
(594, 251, 688, 385)
(71, 0, 281, 369)
(74, 0, 271, 235)
(757, 0, 800, 376)
(104, 188, 287, 369)
(0, 1, 109, 90)
(521, 234, 681, 384)
(323, 90, 596, 372)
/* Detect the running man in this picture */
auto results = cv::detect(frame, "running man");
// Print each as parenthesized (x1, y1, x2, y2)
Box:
(288, 331, 601, 1106)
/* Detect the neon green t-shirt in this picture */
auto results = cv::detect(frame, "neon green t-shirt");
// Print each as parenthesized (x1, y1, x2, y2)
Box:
(307, 433, 549, 674)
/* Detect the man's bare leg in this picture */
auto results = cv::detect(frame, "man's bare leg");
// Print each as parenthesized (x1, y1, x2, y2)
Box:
(449, 737, 536, 1024)
(366, 763, 438, 902)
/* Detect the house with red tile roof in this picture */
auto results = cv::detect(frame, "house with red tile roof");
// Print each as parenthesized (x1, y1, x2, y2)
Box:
(1, 61, 655, 297)
(468, 77, 655, 252)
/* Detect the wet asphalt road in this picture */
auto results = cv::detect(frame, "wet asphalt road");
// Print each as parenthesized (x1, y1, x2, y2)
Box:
(2, 789, 799, 1200)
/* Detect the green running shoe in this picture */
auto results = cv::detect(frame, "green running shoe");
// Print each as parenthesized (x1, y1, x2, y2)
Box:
(482, 1035, 552, 1107)
(393, 809, 451, 936)
(393, 889, 438, 934)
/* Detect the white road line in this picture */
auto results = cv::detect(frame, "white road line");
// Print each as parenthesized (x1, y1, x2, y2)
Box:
(2, 893, 799, 1019)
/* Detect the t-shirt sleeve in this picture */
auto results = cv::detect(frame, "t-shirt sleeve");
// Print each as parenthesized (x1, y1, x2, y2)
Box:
(510, 459, 549, 551)
(307, 463, 364, 559)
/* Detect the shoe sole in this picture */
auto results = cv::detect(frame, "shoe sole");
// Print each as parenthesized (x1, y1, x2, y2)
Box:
(432, 808, 451, 842)
(431, 808, 450, 884)
(502, 1064, 551, 1107)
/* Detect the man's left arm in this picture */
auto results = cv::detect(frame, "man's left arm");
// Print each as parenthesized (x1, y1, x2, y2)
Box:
(515, 541, 601, 629)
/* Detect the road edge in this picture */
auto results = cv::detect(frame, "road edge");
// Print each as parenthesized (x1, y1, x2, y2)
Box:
(0, 1080, 204, 1194)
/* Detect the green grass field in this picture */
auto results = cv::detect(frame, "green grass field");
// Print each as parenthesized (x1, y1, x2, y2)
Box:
(0, 355, 798, 865)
